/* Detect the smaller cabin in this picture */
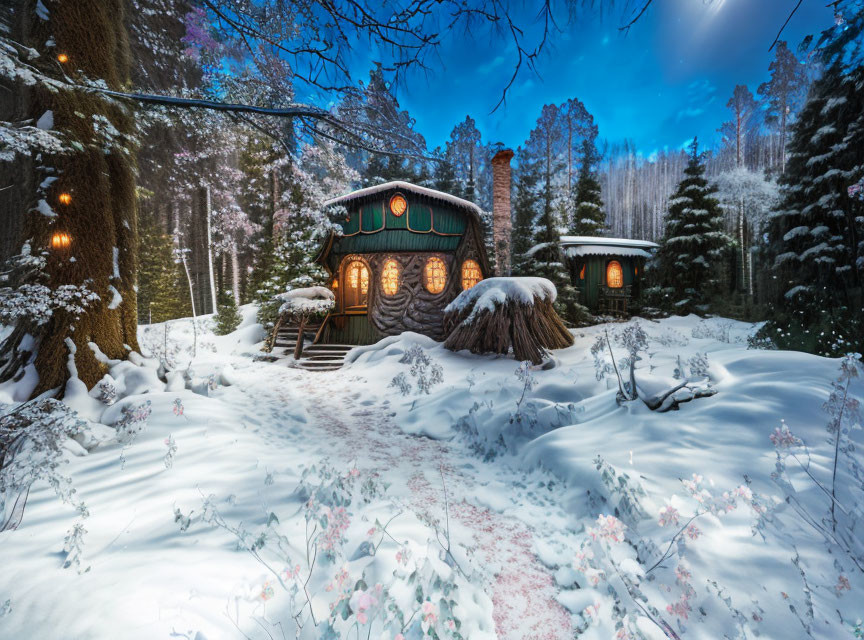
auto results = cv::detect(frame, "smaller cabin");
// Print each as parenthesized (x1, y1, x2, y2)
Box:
(560, 236, 658, 316)
(314, 181, 491, 345)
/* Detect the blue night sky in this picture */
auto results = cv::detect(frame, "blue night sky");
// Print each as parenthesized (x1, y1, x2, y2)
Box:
(373, 0, 835, 155)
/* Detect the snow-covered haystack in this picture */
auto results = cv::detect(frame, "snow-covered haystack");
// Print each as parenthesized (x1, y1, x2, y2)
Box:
(276, 286, 335, 317)
(265, 287, 335, 358)
(443, 277, 573, 364)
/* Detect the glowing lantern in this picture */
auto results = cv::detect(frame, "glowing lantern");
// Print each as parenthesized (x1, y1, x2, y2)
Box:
(57, 53, 69, 63)
(389, 194, 407, 217)
(58, 192, 72, 205)
(51, 231, 71, 250)
(331, 278, 339, 289)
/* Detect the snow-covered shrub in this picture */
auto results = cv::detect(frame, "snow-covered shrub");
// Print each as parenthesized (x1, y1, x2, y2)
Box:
(510, 361, 539, 427)
(396, 344, 443, 396)
(97, 379, 117, 405)
(0, 399, 89, 529)
(691, 319, 735, 343)
(114, 400, 153, 469)
(175, 461, 469, 639)
(770, 354, 864, 568)
(62, 521, 89, 573)
(387, 372, 412, 396)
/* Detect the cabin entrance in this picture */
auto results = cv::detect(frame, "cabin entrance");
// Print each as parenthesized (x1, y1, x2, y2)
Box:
(343, 258, 369, 310)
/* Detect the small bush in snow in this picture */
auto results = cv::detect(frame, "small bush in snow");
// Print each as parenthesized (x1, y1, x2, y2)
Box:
(97, 379, 117, 405)
(1, 399, 89, 527)
(62, 521, 89, 573)
(388, 372, 412, 396)
(163, 435, 177, 469)
(397, 344, 443, 395)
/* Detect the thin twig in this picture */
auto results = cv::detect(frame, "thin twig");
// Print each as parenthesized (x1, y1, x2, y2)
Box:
(769, 0, 804, 51)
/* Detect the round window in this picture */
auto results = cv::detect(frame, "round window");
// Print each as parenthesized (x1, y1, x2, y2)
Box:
(389, 194, 408, 217)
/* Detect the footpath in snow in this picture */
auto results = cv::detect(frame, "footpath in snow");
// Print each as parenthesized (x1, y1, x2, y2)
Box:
(0, 308, 862, 640)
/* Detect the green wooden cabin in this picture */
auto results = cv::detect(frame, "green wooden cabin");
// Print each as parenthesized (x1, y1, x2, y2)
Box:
(559, 236, 658, 316)
(314, 181, 491, 344)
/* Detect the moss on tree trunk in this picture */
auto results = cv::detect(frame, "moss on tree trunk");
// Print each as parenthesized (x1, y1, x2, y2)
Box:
(12, 0, 141, 395)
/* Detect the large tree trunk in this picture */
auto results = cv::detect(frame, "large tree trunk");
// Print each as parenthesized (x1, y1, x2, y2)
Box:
(2, 0, 140, 396)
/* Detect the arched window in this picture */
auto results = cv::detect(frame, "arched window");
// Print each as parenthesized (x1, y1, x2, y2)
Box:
(606, 260, 624, 289)
(381, 259, 400, 295)
(424, 256, 447, 294)
(344, 259, 369, 308)
(461, 259, 482, 290)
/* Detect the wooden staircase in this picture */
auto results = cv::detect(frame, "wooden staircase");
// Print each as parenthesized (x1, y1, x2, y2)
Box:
(272, 321, 353, 371)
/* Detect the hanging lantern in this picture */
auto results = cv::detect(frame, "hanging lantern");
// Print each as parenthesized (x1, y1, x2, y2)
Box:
(332, 278, 339, 289)
(51, 231, 71, 250)
(57, 53, 69, 63)
(58, 192, 72, 205)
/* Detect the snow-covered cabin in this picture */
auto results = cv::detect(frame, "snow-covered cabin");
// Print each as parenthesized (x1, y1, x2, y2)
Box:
(560, 236, 658, 316)
(314, 181, 491, 344)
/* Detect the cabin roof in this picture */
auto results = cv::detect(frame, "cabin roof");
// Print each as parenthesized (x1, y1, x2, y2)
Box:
(324, 180, 484, 220)
(559, 236, 658, 260)
(559, 236, 659, 250)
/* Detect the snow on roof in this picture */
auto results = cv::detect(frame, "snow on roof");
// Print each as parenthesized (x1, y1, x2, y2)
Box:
(444, 277, 556, 323)
(559, 236, 659, 250)
(324, 181, 484, 218)
(563, 245, 653, 259)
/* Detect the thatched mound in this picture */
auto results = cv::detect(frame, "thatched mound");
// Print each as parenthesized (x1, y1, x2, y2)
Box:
(443, 277, 574, 364)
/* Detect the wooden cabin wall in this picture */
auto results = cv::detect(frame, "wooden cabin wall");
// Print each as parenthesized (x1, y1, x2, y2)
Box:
(367, 221, 486, 340)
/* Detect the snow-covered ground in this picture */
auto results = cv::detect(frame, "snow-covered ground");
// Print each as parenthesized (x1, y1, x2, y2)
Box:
(1, 309, 862, 639)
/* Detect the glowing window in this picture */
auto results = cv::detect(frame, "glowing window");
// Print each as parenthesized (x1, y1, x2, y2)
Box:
(461, 259, 482, 291)
(579, 264, 585, 280)
(424, 257, 447, 294)
(390, 194, 408, 217)
(607, 261, 623, 289)
(381, 259, 400, 296)
(345, 260, 369, 307)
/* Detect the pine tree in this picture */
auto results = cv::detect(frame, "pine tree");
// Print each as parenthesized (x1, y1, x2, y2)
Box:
(213, 289, 242, 335)
(137, 213, 190, 324)
(570, 139, 605, 236)
(757, 41, 807, 175)
(511, 163, 540, 275)
(432, 149, 459, 195)
(653, 138, 731, 313)
(759, 62, 864, 355)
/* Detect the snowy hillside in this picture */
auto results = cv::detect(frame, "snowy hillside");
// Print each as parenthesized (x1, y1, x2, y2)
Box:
(1, 310, 862, 640)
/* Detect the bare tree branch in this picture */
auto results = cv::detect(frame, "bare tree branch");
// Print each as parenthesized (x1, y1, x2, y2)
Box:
(769, 0, 804, 51)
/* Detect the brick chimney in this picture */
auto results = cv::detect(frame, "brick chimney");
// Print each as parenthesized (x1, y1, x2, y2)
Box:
(491, 148, 515, 275)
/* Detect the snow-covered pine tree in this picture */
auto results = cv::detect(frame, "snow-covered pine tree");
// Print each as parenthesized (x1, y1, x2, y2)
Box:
(511, 162, 540, 276)
(759, 60, 864, 355)
(213, 289, 242, 335)
(256, 141, 357, 328)
(522, 164, 588, 325)
(652, 138, 732, 313)
(432, 148, 460, 196)
(570, 138, 605, 236)
(137, 211, 190, 324)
